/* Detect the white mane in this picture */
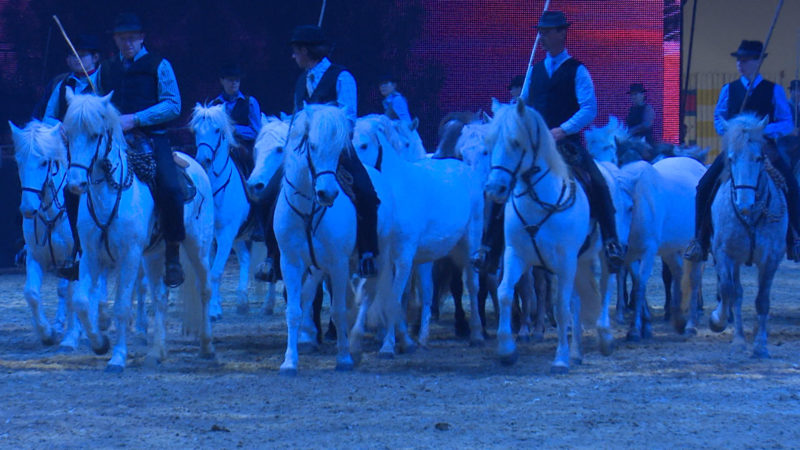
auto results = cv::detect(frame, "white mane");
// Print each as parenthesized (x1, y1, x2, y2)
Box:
(11, 120, 66, 163)
(190, 103, 237, 145)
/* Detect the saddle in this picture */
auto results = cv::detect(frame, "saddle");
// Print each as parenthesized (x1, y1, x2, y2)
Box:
(125, 133, 196, 204)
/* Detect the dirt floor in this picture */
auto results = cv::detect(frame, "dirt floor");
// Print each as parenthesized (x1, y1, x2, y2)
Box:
(1, 257, 800, 449)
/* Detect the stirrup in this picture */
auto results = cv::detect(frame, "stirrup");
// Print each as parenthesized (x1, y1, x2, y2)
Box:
(255, 257, 276, 282)
(683, 239, 708, 262)
(604, 240, 625, 274)
(358, 253, 377, 278)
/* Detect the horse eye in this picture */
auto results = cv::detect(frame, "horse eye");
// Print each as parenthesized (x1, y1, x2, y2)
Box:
(482, 150, 489, 156)
(360, 143, 368, 150)
(39, 161, 48, 168)
(276, 146, 284, 153)
(214, 128, 220, 134)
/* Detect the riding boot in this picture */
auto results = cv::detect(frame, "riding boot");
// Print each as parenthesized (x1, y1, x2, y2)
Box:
(58, 190, 81, 281)
(685, 153, 725, 262)
(339, 150, 379, 278)
(164, 242, 184, 288)
(564, 138, 626, 273)
(764, 142, 800, 262)
(255, 166, 283, 282)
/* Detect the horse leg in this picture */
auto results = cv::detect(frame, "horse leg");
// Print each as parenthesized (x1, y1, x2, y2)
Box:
(496, 249, 526, 365)
(143, 253, 168, 367)
(328, 263, 354, 371)
(279, 257, 306, 375)
(299, 274, 324, 353)
(209, 228, 237, 321)
(710, 258, 735, 333)
(54, 278, 69, 337)
(752, 259, 779, 358)
(72, 255, 109, 356)
(135, 266, 148, 343)
(416, 262, 435, 348)
(662, 258, 672, 321)
(234, 239, 251, 315)
(106, 252, 141, 372)
(23, 256, 55, 346)
(57, 280, 83, 352)
(596, 259, 615, 356)
(532, 268, 547, 340)
(552, 258, 578, 374)
(516, 271, 535, 342)
(615, 266, 628, 324)
(453, 264, 470, 339)
(381, 251, 415, 357)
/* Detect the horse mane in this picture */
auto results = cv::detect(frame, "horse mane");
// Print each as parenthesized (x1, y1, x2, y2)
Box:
(12, 120, 67, 163)
(255, 115, 288, 148)
(302, 104, 352, 156)
(190, 103, 237, 146)
(490, 102, 568, 179)
(62, 93, 126, 149)
(722, 113, 766, 155)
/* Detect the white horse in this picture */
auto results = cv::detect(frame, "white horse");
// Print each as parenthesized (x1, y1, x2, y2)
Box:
(484, 99, 604, 373)
(352, 114, 485, 347)
(622, 157, 706, 340)
(63, 90, 215, 372)
(191, 103, 261, 319)
(585, 116, 628, 165)
(265, 104, 396, 373)
(389, 117, 427, 161)
(707, 114, 786, 358)
(10, 120, 81, 348)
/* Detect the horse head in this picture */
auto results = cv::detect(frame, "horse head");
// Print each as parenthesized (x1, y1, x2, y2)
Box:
(585, 116, 626, 165)
(484, 98, 563, 203)
(62, 88, 121, 195)
(288, 104, 351, 207)
(390, 117, 426, 161)
(352, 115, 392, 170)
(722, 113, 769, 216)
(247, 114, 288, 200)
(10, 120, 67, 218)
(190, 103, 236, 172)
(456, 122, 492, 183)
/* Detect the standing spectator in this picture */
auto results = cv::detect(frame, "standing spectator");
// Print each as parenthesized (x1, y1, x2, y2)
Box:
(625, 82, 655, 144)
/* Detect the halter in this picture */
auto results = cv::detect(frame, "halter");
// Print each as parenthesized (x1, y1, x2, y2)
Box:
(296, 134, 338, 185)
(197, 131, 230, 178)
(69, 128, 134, 263)
(23, 160, 69, 268)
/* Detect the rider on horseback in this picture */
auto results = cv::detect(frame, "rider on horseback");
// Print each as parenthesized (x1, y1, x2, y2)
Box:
(256, 24, 379, 280)
(684, 40, 800, 263)
(475, 11, 626, 273)
(96, 13, 186, 287)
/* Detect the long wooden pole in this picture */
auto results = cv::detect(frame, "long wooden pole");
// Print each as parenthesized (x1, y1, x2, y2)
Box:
(51, 15, 97, 94)
(318, 0, 327, 27)
(738, 0, 783, 115)
(520, 0, 551, 102)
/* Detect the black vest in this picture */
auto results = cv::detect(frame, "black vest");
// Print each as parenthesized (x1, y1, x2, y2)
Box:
(527, 58, 582, 130)
(294, 64, 346, 111)
(211, 95, 250, 128)
(100, 53, 165, 132)
(725, 79, 775, 122)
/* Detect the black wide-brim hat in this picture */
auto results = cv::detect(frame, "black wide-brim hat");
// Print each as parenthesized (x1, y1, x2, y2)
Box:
(290, 25, 328, 45)
(113, 12, 143, 33)
(507, 75, 525, 90)
(535, 11, 570, 29)
(378, 74, 397, 84)
(730, 40, 767, 58)
(627, 83, 646, 94)
(219, 63, 243, 79)
(74, 34, 102, 53)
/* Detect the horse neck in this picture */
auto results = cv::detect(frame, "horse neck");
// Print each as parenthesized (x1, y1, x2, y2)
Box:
(282, 150, 315, 210)
(515, 151, 569, 202)
(41, 162, 69, 220)
(88, 131, 130, 206)
(210, 136, 234, 180)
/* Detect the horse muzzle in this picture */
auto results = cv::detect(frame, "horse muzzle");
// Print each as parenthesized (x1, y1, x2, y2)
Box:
(19, 205, 37, 219)
(315, 188, 338, 207)
(484, 181, 510, 204)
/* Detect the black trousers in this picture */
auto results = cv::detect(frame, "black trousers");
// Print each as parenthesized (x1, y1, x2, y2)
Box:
(257, 165, 284, 260)
(694, 141, 800, 249)
(480, 137, 618, 255)
(339, 150, 379, 256)
(65, 189, 80, 254)
(151, 134, 185, 242)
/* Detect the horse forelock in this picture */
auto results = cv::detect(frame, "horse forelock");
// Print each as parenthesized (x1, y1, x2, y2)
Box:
(191, 103, 236, 145)
(490, 103, 567, 179)
(306, 105, 350, 156)
(63, 94, 125, 148)
(723, 113, 765, 158)
(13, 120, 67, 163)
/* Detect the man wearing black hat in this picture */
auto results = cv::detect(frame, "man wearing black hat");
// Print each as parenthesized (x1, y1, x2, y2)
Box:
(685, 40, 798, 262)
(527, 10, 624, 271)
(96, 12, 186, 286)
(286, 24, 379, 277)
(625, 83, 655, 144)
(41, 34, 102, 280)
(379, 74, 411, 122)
(211, 63, 262, 152)
(507, 75, 525, 102)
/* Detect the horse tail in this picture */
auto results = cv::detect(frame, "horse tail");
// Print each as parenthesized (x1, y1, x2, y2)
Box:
(179, 245, 206, 337)
(576, 258, 602, 329)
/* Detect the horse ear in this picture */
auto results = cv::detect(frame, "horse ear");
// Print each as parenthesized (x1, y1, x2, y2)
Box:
(757, 115, 769, 130)
(100, 91, 114, 105)
(614, 136, 622, 147)
(260, 113, 269, 127)
(8, 120, 22, 138)
(50, 122, 63, 139)
(409, 117, 419, 131)
(280, 111, 290, 121)
(65, 86, 76, 104)
(515, 97, 526, 116)
(481, 110, 492, 123)
(720, 118, 729, 134)
(491, 98, 502, 114)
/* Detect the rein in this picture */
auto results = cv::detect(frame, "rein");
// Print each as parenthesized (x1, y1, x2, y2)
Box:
(24, 161, 69, 268)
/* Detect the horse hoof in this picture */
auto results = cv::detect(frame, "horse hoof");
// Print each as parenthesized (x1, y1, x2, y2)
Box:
(469, 338, 485, 348)
(210, 314, 222, 323)
(752, 347, 770, 359)
(672, 316, 687, 334)
(335, 361, 354, 372)
(93, 335, 110, 355)
(144, 355, 162, 369)
(378, 350, 394, 359)
(261, 307, 274, 316)
(499, 351, 519, 366)
(105, 364, 124, 374)
(297, 342, 319, 355)
(550, 364, 569, 375)
(41, 331, 58, 347)
(572, 356, 583, 365)
(684, 326, 698, 336)
(642, 324, 653, 340)
(626, 330, 641, 342)
(518, 334, 531, 343)
(351, 352, 363, 366)
(279, 367, 297, 377)
(598, 334, 615, 356)
(532, 332, 544, 343)
(200, 351, 216, 361)
(236, 303, 249, 315)
(454, 322, 470, 339)
(324, 328, 337, 343)
(709, 318, 727, 333)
